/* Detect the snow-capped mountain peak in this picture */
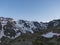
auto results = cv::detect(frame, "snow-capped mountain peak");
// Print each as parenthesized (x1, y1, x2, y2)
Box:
(0, 17, 60, 41)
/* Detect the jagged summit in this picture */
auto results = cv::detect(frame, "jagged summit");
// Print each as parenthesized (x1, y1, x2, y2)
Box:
(0, 17, 48, 40)
(0, 17, 60, 42)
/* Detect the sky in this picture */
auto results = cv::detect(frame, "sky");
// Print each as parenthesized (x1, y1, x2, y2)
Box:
(0, 0, 60, 22)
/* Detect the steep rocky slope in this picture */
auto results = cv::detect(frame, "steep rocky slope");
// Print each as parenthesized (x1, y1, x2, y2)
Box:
(0, 17, 60, 45)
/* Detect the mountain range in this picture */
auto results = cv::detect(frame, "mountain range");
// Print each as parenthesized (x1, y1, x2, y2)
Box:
(0, 17, 60, 44)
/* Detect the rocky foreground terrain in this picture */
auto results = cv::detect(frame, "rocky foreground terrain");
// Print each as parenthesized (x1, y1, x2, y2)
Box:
(0, 17, 60, 45)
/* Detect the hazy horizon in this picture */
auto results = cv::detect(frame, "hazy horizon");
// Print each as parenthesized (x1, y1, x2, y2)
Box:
(0, 0, 60, 22)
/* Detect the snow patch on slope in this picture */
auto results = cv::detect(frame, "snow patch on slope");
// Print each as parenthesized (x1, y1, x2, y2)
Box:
(42, 32, 60, 38)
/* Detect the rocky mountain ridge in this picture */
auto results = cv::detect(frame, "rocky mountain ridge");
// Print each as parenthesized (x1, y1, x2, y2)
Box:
(0, 17, 60, 43)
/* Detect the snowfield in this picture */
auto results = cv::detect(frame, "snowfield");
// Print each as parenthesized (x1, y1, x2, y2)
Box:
(42, 32, 60, 38)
